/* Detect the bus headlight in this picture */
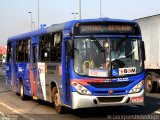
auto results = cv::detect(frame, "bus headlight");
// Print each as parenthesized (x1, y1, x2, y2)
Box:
(129, 80, 144, 94)
(72, 82, 91, 95)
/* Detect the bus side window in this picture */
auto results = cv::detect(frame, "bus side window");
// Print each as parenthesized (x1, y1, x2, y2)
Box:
(7, 42, 12, 62)
(52, 33, 62, 62)
(23, 40, 30, 62)
(39, 35, 51, 62)
(39, 33, 62, 62)
(16, 39, 30, 62)
(16, 41, 23, 61)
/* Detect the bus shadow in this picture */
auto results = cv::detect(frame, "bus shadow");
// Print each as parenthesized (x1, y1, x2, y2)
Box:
(69, 95, 160, 118)
(28, 94, 160, 119)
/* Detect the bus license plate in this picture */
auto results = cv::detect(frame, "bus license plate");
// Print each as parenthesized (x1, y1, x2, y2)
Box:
(131, 97, 144, 103)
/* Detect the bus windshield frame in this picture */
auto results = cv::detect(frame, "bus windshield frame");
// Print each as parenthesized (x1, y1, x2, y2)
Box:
(73, 36, 144, 78)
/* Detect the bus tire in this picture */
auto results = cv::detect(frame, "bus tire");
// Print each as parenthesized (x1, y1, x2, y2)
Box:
(52, 87, 65, 114)
(145, 74, 158, 93)
(20, 81, 26, 100)
(16, 92, 20, 96)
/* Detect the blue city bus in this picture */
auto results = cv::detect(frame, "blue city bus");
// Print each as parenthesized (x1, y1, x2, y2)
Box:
(6, 18, 145, 113)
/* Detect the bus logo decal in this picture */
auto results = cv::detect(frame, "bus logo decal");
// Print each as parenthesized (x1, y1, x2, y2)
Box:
(112, 69, 119, 76)
(6, 66, 9, 71)
(18, 67, 23, 72)
(108, 90, 113, 95)
(119, 67, 136, 75)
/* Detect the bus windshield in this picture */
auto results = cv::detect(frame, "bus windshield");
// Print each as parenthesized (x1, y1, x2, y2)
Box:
(74, 37, 143, 77)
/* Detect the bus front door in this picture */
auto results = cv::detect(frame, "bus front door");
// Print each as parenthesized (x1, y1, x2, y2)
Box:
(62, 41, 71, 105)
(30, 44, 38, 99)
(11, 42, 16, 92)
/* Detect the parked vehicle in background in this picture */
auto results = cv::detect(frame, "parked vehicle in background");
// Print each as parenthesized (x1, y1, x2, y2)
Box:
(6, 18, 145, 114)
(136, 14, 160, 93)
(2, 54, 6, 64)
(0, 45, 7, 65)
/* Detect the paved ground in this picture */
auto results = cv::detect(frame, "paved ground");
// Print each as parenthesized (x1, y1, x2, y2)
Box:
(0, 66, 160, 120)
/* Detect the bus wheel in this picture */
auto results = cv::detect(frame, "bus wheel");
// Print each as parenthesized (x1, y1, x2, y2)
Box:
(20, 81, 26, 100)
(52, 87, 64, 114)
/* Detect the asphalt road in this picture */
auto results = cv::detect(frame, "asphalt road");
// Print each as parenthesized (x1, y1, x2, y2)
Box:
(0, 67, 160, 120)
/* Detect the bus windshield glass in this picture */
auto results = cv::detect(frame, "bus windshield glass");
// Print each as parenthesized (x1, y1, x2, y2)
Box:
(74, 37, 143, 77)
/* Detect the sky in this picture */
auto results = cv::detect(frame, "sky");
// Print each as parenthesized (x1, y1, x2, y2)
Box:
(0, 0, 160, 44)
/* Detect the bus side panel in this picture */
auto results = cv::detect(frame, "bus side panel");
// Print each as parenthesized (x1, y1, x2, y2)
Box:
(45, 63, 62, 102)
(16, 63, 31, 96)
(37, 62, 45, 100)
(15, 64, 19, 93)
(6, 63, 12, 90)
(33, 62, 62, 102)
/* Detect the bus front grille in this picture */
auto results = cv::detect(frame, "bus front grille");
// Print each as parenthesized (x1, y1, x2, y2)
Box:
(97, 97, 124, 103)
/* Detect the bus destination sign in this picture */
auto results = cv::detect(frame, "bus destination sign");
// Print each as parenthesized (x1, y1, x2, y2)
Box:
(73, 22, 140, 35)
(80, 25, 132, 33)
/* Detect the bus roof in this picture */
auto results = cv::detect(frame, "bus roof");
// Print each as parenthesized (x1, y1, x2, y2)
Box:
(8, 18, 137, 42)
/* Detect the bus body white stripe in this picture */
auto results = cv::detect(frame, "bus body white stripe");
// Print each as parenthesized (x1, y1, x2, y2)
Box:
(38, 62, 46, 100)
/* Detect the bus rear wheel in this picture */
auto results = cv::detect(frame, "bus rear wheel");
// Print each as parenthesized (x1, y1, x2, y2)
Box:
(52, 87, 65, 114)
(20, 81, 26, 100)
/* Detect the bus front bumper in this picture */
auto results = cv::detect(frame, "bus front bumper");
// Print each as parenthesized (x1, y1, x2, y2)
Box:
(71, 90, 145, 109)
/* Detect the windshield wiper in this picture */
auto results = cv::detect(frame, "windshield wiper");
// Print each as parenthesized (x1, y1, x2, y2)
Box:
(90, 35, 105, 52)
(114, 36, 128, 60)
(111, 36, 128, 68)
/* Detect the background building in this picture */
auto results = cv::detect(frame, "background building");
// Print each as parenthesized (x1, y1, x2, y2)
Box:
(0, 45, 7, 64)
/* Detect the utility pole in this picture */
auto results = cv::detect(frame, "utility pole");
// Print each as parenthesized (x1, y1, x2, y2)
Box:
(32, 22, 35, 30)
(100, 0, 102, 18)
(38, 0, 40, 29)
(79, 0, 81, 19)
(72, 13, 78, 20)
(28, 12, 32, 31)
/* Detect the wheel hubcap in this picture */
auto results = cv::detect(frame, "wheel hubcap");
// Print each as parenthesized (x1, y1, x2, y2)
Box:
(54, 93, 60, 107)
(20, 84, 23, 96)
(146, 77, 152, 89)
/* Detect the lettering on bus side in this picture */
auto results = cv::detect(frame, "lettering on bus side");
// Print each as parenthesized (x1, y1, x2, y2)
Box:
(46, 66, 56, 74)
(47, 66, 56, 70)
